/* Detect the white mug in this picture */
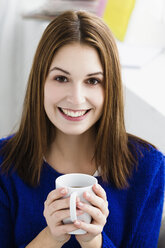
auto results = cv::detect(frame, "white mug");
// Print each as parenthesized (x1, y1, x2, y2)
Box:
(55, 173, 98, 234)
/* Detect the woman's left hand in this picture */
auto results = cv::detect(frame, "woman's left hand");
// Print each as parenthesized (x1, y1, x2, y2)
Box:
(74, 183, 109, 248)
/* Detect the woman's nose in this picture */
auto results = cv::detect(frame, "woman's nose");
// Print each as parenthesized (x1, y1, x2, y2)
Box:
(67, 83, 86, 105)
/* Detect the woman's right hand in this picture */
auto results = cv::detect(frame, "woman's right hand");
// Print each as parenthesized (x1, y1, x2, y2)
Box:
(43, 187, 83, 246)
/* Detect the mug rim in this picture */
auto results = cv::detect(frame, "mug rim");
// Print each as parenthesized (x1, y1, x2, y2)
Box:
(56, 173, 98, 189)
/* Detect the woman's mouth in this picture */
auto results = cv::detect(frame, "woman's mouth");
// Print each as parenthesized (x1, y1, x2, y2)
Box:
(58, 107, 91, 121)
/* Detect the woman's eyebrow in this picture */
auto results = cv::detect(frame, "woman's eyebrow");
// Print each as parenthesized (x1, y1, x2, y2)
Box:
(87, 72, 103, 76)
(49, 66, 103, 76)
(49, 67, 70, 75)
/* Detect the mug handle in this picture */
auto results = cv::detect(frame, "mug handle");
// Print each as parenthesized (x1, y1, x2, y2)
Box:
(70, 191, 77, 222)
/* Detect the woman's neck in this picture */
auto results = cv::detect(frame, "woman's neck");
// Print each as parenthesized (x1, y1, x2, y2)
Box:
(45, 128, 97, 175)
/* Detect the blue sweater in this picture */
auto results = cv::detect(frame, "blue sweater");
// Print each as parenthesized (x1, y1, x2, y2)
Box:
(0, 138, 164, 248)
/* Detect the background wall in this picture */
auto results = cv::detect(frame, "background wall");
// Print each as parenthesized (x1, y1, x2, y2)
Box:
(118, 0, 165, 153)
(0, 0, 48, 137)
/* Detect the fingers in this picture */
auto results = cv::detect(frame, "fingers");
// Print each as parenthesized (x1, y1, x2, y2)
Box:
(77, 201, 107, 226)
(43, 188, 85, 243)
(46, 208, 84, 223)
(75, 184, 109, 234)
(84, 192, 109, 217)
(74, 220, 103, 235)
(92, 184, 109, 216)
(47, 197, 70, 215)
(48, 221, 81, 238)
(44, 184, 109, 241)
(79, 184, 109, 218)
(44, 187, 84, 222)
(93, 184, 107, 202)
(55, 223, 80, 236)
(46, 187, 68, 205)
(45, 188, 83, 217)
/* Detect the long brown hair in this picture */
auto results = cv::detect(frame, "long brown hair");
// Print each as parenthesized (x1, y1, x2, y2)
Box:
(0, 10, 152, 188)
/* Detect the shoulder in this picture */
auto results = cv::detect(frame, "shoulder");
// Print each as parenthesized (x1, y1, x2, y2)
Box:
(0, 134, 14, 153)
(0, 136, 7, 148)
(0, 137, 14, 207)
(0, 135, 13, 148)
(0, 136, 12, 163)
(0, 137, 7, 162)
(0, 135, 16, 176)
(128, 136, 165, 185)
(129, 135, 164, 168)
(138, 141, 164, 162)
(138, 145, 164, 178)
(0, 136, 26, 194)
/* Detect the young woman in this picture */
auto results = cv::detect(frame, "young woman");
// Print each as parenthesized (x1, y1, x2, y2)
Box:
(0, 10, 164, 248)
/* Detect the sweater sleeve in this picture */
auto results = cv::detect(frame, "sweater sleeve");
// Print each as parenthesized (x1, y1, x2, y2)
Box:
(102, 231, 116, 248)
(101, 152, 165, 248)
(0, 180, 15, 247)
(127, 155, 165, 247)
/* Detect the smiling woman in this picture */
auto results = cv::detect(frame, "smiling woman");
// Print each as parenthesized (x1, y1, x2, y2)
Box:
(0, 10, 164, 248)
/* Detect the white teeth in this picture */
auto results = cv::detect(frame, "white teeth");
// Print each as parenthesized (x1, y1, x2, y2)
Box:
(61, 108, 87, 117)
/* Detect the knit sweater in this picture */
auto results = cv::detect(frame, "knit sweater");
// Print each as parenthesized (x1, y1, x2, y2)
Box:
(0, 137, 164, 248)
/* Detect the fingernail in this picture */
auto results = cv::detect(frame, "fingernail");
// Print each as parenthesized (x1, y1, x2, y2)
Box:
(85, 192, 90, 199)
(95, 183, 99, 189)
(75, 220, 81, 226)
(78, 201, 84, 207)
(60, 188, 67, 194)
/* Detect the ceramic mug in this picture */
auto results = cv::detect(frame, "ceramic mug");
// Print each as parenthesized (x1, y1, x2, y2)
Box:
(55, 173, 98, 234)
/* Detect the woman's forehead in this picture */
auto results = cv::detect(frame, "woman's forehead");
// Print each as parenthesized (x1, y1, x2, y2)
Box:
(49, 43, 103, 75)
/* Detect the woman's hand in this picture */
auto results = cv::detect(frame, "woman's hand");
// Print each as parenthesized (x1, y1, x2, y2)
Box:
(74, 183, 109, 248)
(43, 187, 83, 246)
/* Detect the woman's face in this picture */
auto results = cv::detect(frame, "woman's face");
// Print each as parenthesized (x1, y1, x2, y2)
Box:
(44, 42, 104, 136)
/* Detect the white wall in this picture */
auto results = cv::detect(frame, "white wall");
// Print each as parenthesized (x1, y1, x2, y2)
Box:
(0, 0, 48, 137)
(120, 0, 165, 154)
(124, 0, 165, 47)
(124, 87, 165, 153)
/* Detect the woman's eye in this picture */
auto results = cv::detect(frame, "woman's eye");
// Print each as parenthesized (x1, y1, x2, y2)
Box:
(54, 76, 68, 83)
(87, 78, 100, 85)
